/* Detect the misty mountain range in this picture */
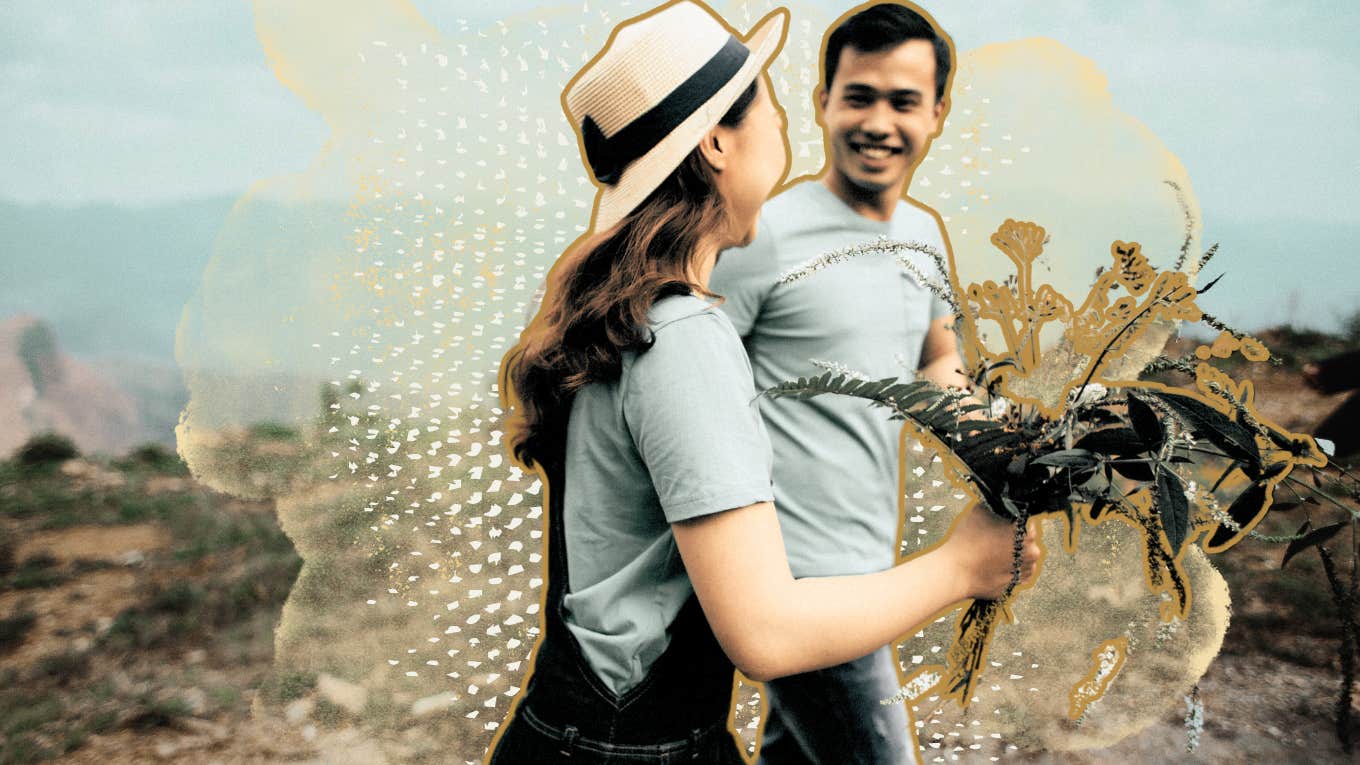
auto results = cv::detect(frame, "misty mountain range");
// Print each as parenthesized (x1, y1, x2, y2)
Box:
(0, 196, 1354, 452)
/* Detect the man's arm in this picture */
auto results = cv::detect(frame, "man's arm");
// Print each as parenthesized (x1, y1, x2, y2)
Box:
(917, 315, 970, 391)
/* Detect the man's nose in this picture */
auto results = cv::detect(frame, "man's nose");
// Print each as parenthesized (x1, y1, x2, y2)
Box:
(859, 101, 893, 139)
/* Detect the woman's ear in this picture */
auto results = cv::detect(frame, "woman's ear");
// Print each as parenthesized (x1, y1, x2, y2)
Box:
(696, 126, 728, 172)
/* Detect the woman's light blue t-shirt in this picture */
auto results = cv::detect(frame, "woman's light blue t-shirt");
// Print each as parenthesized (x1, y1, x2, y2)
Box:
(560, 294, 775, 695)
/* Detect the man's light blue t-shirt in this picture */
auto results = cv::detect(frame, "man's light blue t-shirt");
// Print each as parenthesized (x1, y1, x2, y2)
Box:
(561, 294, 775, 695)
(710, 180, 951, 578)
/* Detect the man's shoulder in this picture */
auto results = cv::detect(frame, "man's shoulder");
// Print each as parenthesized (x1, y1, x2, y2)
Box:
(763, 178, 827, 224)
(892, 195, 947, 242)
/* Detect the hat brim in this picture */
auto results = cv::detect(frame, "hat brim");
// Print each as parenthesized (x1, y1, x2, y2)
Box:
(590, 8, 789, 233)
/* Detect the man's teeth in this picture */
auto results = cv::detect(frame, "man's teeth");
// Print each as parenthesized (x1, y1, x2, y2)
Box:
(856, 144, 893, 159)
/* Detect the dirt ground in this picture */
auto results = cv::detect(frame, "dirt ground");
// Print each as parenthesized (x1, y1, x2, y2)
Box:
(3, 331, 1358, 764)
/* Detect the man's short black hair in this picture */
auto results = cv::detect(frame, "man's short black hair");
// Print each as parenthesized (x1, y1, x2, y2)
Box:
(824, 3, 951, 103)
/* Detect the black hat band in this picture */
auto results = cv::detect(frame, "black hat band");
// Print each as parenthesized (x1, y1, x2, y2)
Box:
(582, 35, 750, 186)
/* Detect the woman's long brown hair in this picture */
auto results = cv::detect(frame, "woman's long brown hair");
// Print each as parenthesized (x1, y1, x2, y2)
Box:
(501, 80, 759, 471)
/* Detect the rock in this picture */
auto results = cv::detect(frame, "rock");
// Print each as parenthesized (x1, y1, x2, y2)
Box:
(154, 736, 211, 759)
(0, 317, 153, 456)
(181, 718, 230, 741)
(181, 687, 209, 716)
(144, 475, 188, 494)
(410, 691, 458, 718)
(302, 723, 318, 742)
(286, 697, 316, 725)
(185, 649, 207, 665)
(59, 460, 91, 478)
(317, 673, 367, 715)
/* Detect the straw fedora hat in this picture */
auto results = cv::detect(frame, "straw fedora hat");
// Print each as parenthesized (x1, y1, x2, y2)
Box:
(563, 0, 788, 232)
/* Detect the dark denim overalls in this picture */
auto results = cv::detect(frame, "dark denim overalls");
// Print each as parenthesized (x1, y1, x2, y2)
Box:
(487, 456, 747, 764)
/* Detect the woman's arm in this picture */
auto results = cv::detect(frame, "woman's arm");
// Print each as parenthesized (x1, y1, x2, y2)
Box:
(672, 499, 1038, 682)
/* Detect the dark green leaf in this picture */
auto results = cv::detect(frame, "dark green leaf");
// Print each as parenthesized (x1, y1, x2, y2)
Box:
(1082, 407, 1124, 427)
(999, 495, 1024, 521)
(1032, 449, 1097, 469)
(1078, 468, 1108, 494)
(1204, 481, 1268, 550)
(765, 374, 955, 440)
(956, 420, 1005, 435)
(1062, 505, 1080, 548)
(1282, 521, 1347, 569)
(1110, 458, 1155, 482)
(957, 428, 1023, 454)
(1155, 469, 1190, 552)
(1127, 395, 1165, 452)
(1197, 272, 1225, 295)
(1146, 390, 1260, 464)
(1074, 428, 1145, 456)
(1209, 461, 1240, 492)
(1070, 464, 1098, 484)
(1263, 424, 1298, 454)
(1087, 497, 1110, 523)
(1261, 461, 1288, 481)
(1280, 520, 1310, 568)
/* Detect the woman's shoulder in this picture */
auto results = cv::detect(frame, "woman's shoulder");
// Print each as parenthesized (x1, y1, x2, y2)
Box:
(622, 293, 759, 407)
(646, 294, 740, 339)
(622, 295, 749, 382)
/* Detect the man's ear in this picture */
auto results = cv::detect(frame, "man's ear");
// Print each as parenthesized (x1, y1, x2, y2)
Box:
(928, 98, 945, 136)
(815, 86, 828, 125)
(697, 127, 727, 172)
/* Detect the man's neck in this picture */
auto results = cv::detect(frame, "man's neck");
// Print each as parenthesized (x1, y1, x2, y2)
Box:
(820, 172, 905, 222)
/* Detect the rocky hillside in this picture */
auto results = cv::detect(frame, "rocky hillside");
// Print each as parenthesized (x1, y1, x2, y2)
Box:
(0, 317, 150, 457)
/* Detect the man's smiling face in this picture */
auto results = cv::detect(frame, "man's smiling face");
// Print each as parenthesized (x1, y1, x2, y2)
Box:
(819, 38, 943, 198)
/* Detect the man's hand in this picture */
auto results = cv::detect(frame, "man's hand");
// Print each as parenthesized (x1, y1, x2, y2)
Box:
(940, 503, 1042, 601)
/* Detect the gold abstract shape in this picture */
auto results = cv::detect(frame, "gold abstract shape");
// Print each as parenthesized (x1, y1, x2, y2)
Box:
(990, 218, 1048, 267)
(899, 491, 1230, 753)
(1067, 637, 1128, 721)
(1239, 336, 1270, 361)
(1110, 241, 1154, 296)
(962, 227, 1204, 418)
(895, 35, 1250, 755)
(1207, 330, 1241, 359)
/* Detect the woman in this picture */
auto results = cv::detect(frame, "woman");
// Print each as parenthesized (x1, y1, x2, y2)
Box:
(487, 2, 1040, 763)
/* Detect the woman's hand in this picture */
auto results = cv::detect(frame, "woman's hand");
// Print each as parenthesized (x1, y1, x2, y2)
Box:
(940, 502, 1042, 601)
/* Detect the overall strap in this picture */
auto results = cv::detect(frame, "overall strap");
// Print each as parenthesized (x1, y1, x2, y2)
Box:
(521, 439, 739, 746)
(539, 451, 572, 631)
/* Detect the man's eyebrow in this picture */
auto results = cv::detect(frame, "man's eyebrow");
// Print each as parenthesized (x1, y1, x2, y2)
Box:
(841, 83, 923, 98)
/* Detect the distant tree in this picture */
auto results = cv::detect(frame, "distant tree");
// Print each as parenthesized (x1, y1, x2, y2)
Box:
(247, 422, 298, 441)
(14, 432, 79, 466)
(1343, 308, 1360, 348)
(126, 442, 184, 472)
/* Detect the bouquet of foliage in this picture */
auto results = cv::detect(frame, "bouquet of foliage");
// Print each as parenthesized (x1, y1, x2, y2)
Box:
(766, 210, 1360, 745)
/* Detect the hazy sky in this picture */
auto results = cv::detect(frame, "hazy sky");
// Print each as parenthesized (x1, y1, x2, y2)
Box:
(3, 0, 1356, 227)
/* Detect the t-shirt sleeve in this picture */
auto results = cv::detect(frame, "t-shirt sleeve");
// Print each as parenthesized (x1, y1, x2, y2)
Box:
(709, 214, 778, 338)
(622, 311, 775, 523)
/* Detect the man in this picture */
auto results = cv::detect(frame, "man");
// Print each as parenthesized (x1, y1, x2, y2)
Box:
(710, 3, 967, 763)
